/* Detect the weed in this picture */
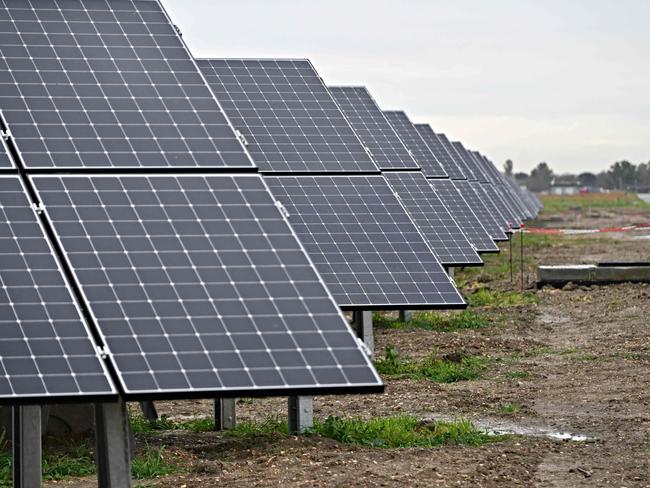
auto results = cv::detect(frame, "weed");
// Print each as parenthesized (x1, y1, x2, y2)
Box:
(468, 289, 539, 308)
(131, 415, 214, 433)
(131, 446, 178, 480)
(374, 310, 489, 332)
(506, 370, 530, 379)
(224, 418, 289, 438)
(314, 415, 499, 448)
(375, 346, 487, 383)
(499, 403, 523, 415)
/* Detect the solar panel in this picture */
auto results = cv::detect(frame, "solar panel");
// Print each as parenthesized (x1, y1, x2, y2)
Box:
(265, 175, 465, 308)
(454, 180, 507, 240)
(198, 59, 378, 173)
(0, 137, 12, 168)
(33, 174, 382, 396)
(328, 87, 418, 170)
(383, 111, 447, 178)
(454, 143, 491, 183)
(0, 176, 116, 400)
(413, 125, 465, 179)
(326, 88, 480, 266)
(428, 179, 498, 253)
(472, 182, 509, 229)
(383, 172, 482, 266)
(437, 133, 476, 180)
(0, 0, 252, 169)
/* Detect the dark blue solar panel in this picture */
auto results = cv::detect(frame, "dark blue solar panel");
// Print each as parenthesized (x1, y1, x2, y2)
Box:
(0, 0, 252, 169)
(0, 176, 116, 400)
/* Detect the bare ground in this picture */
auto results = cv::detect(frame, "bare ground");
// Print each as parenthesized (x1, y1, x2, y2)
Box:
(48, 207, 650, 487)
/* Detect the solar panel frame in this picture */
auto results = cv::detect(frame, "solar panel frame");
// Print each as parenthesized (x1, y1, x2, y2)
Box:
(0, 175, 117, 403)
(382, 111, 448, 178)
(265, 174, 466, 309)
(198, 59, 379, 174)
(436, 133, 477, 181)
(427, 179, 499, 253)
(453, 180, 508, 241)
(413, 125, 465, 179)
(0, 0, 254, 170)
(328, 87, 419, 170)
(383, 171, 482, 266)
(0, 136, 12, 169)
(33, 173, 383, 398)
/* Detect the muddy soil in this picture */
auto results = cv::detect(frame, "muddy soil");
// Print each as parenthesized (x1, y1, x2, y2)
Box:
(48, 207, 650, 487)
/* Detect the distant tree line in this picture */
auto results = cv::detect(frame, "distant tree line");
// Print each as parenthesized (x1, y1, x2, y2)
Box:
(506, 159, 650, 192)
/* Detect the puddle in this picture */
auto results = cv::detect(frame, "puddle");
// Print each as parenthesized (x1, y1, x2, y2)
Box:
(425, 414, 595, 442)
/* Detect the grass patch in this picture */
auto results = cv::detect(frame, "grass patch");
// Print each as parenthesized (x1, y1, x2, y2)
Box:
(506, 370, 530, 379)
(131, 415, 214, 433)
(468, 288, 539, 308)
(375, 346, 487, 383)
(0, 438, 179, 486)
(315, 415, 498, 448)
(131, 446, 178, 480)
(374, 310, 489, 332)
(540, 192, 649, 213)
(499, 403, 523, 415)
(215, 415, 500, 449)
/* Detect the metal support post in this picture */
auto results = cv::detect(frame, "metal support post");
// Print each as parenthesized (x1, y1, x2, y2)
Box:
(520, 225, 525, 289)
(213, 398, 237, 430)
(351, 311, 374, 357)
(12, 405, 42, 488)
(288, 396, 313, 434)
(95, 400, 132, 488)
(138, 401, 158, 421)
(398, 309, 412, 322)
(509, 227, 513, 283)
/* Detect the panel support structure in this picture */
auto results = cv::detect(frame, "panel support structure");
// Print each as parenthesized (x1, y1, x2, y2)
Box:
(139, 401, 158, 422)
(445, 266, 455, 279)
(95, 400, 132, 488)
(398, 310, 413, 322)
(288, 396, 313, 434)
(213, 398, 237, 430)
(352, 311, 374, 357)
(12, 405, 42, 488)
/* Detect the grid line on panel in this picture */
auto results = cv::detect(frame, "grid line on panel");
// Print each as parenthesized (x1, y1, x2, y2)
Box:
(34, 174, 381, 395)
(437, 133, 476, 180)
(198, 59, 378, 173)
(428, 179, 498, 252)
(266, 175, 465, 308)
(384, 172, 481, 266)
(382, 111, 447, 178)
(0, 0, 252, 169)
(455, 143, 490, 183)
(473, 182, 509, 229)
(0, 137, 12, 168)
(414, 125, 465, 180)
(328, 87, 418, 170)
(454, 180, 507, 240)
(0, 176, 115, 399)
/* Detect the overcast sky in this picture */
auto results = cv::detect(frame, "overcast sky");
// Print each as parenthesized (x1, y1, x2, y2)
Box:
(163, 0, 650, 175)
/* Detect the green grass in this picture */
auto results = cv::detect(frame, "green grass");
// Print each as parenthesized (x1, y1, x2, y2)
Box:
(131, 414, 214, 433)
(506, 370, 530, 379)
(0, 439, 179, 486)
(220, 415, 500, 449)
(374, 310, 490, 332)
(498, 403, 523, 415)
(131, 446, 178, 480)
(539, 192, 649, 213)
(468, 288, 539, 308)
(375, 346, 487, 383)
(314, 415, 498, 448)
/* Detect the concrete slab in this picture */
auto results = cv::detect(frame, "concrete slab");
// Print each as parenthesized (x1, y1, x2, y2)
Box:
(538, 264, 650, 286)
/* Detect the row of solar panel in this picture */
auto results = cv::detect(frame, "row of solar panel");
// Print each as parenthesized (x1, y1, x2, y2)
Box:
(0, 0, 540, 403)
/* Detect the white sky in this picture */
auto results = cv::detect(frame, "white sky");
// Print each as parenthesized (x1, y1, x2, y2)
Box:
(163, 0, 650, 174)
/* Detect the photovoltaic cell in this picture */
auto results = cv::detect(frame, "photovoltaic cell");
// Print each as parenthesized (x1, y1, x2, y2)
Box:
(34, 174, 382, 396)
(383, 172, 481, 266)
(414, 125, 465, 179)
(383, 111, 447, 178)
(428, 179, 498, 252)
(437, 133, 476, 180)
(328, 87, 418, 170)
(454, 180, 507, 240)
(0, 0, 252, 169)
(0, 176, 116, 400)
(265, 175, 465, 308)
(0, 137, 12, 168)
(198, 59, 378, 173)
